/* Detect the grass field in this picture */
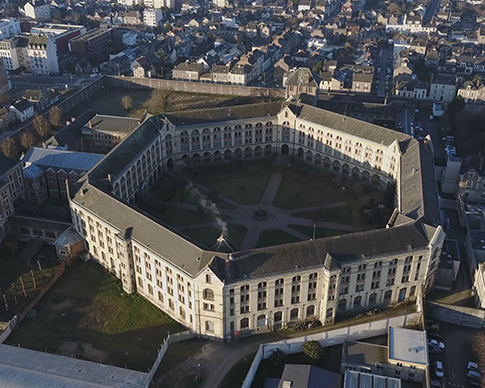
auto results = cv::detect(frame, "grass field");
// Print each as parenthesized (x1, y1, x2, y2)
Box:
(78, 88, 273, 118)
(5, 260, 184, 371)
(256, 229, 302, 248)
(188, 161, 273, 205)
(184, 224, 247, 250)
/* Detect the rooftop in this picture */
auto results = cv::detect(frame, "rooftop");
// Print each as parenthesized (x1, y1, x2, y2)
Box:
(468, 229, 485, 254)
(0, 344, 148, 388)
(23, 147, 103, 173)
(388, 327, 427, 366)
(69, 28, 109, 43)
(342, 340, 388, 368)
(343, 370, 401, 388)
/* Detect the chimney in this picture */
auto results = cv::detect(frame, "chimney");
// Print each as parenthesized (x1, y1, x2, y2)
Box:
(88, 120, 92, 128)
(71, 117, 75, 122)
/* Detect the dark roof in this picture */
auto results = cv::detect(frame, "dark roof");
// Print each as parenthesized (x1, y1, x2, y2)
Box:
(72, 184, 220, 277)
(228, 223, 429, 281)
(0, 155, 20, 177)
(277, 365, 341, 388)
(88, 116, 163, 187)
(164, 102, 282, 127)
(460, 155, 485, 175)
(87, 114, 141, 133)
(342, 341, 388, 367)
(286, 103, 409, 146)
(12, 99, 33, 112)
(46, 109, 96, 148)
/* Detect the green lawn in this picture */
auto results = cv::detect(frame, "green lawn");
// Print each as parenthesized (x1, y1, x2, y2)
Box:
(288, 225, 350, 239)
(189, 161, 273, 204)
(256, 229, 302, 248)
(184, 224, 247, 250)
(293, 206, 353, 224)
(6, 260, 184, 371)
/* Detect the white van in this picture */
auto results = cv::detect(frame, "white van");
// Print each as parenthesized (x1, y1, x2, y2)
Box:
(467, 361, 479, 371)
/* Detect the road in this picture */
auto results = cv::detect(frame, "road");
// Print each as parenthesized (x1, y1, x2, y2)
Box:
(10, 74, 95, 89)
(377, 46, 392, 97)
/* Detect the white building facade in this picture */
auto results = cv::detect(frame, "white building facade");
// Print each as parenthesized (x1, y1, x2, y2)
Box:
(27, 34, 59, 75)
(143, 8, 163, 27)
(69, 102, 445, 340)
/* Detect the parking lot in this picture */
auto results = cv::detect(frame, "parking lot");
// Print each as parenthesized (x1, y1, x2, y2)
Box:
(428, 320, 483, 388)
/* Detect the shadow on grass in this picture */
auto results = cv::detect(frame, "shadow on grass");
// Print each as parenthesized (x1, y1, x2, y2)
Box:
(5, 260, 184, 372)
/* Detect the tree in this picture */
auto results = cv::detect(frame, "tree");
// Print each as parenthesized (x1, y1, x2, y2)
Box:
(302, 340, 323, 360)
(388, 2, 402, 14)
(49, 106, 62, 127)
(269, 349, 286, 368)
(471, 332, 485, 373)
(0, 136, 17, 158)
(20, 130, 37, 150)
(448, 96, 466, 116)
(121, 95, 133, 110)
(148, 89, 173, 113)
(0, 92, 10, 105)
(33, 113, 51, 138)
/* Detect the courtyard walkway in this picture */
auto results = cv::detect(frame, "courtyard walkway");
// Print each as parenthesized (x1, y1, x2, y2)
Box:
(170, 165, 356, 251)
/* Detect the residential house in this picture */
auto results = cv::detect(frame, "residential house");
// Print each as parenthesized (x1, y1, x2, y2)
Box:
(284, 67, 321, 101)
(429, 74, 457, 102)
(125, 11, 142, 25)
(0, 18, 21, 40)
(10, 99, 34, 122)
(457, 81, 485, 102)
(143, 8, 163, 28)
(0, 36, 29, 72)
(23, 88, 60, 111)
(132, 57, 154, 78)
(172, 62, 205, 81)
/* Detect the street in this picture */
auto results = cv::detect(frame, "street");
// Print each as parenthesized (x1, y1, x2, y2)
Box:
(424, 0, 441, 23)
(377, 46, 392, 97)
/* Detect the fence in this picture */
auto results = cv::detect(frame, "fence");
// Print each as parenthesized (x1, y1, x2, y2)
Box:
(144, 330, 196, 388)
(240, 310, 422, 388)
(426, 301, 485, 328)
(106, 76, 287, 98)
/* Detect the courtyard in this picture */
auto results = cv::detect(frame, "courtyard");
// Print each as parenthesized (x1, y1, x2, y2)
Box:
(5, 260, 184, 372)
(139, 156, 394, 251)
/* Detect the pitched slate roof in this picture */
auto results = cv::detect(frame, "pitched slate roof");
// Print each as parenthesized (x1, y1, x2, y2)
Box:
(227, 223, 429, 281)
(23, 147, 103, 172)
(287, 102, 409, 146)
(72, 183, 221, 277)
(46, 109, 96, 148)
(87, 114, 141, 133)
(163, 102, 282, 127)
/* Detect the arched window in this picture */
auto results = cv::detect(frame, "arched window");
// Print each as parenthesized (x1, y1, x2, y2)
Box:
(338, 299, 347, 310)
(369, 293, 377, 304)
(241, 317, 249, 329)
(384, 290, 392, 301)
(354, 296, 362, 307)
(205, 320, 214, 332)
(410, 285, 416, 297)
(306, 305, 315, 317)
(290, 308, 299, 320)
(203, 288, 214, 300)
(257, 314, 266, 327)
(326, 307, 333, 318)
(274, 311, 282, 322)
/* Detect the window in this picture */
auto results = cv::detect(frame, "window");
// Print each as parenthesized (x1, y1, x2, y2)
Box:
(291, 296, 300, 304)
(240, 285, 249, 292)
(203, 288, 214, 300)
(306, 305, 315, 317)
(257, 302, 267, 310)
(338, 299, 347, 310)
(205, 321, 214, 332)
(292, 276, 301, 282)
(309, 273, 318, 279)
(257, 314, 266, 327)
(205, 274, 212, 283)
(203, 303, 215, 311)
(240, 305, 249, 314)
(258, 282, 267, 288)
(240, 317, 249, 329)
(326, 307, 333, 318)
(354, 296, 362, 307)
(290, 308, 299, 319)
(384, 290, 392, 301)
(369, 293, 377, 304)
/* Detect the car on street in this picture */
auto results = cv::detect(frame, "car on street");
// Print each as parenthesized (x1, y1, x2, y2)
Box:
(467, 369, 482, 381)
(467, 361, 482, 372)
(428, 344, 442, 354)
(428, 339, 445, 349)
(428, 331, 443, 341)
(435, 361, 444, 378)
(430, 380, 442, 388)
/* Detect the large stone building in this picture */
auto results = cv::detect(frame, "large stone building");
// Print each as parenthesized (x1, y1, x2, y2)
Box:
(68, 101, 444, 340)
(0, 156, 24, 241)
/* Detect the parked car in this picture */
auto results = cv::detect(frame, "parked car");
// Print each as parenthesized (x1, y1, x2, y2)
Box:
(467, 361, 482, 372)
(435, 361, 444, 378)
(430, 380, 442, 388)
(467, 369, 482, 381)
(428, 344, 442, 354)
(428, 339, 445, 350)
(443, 136, 454, 142)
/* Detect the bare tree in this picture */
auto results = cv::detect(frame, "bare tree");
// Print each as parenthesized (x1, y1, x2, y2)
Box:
(20, 130, 37, 150)
(148, 89, 173, 113)
(49, 106, 62, 127)
(472, 332, 485, 367)
(33, 113, 51, 138)
(0, 136, 17, 157)
(121, 95, 133, 110)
